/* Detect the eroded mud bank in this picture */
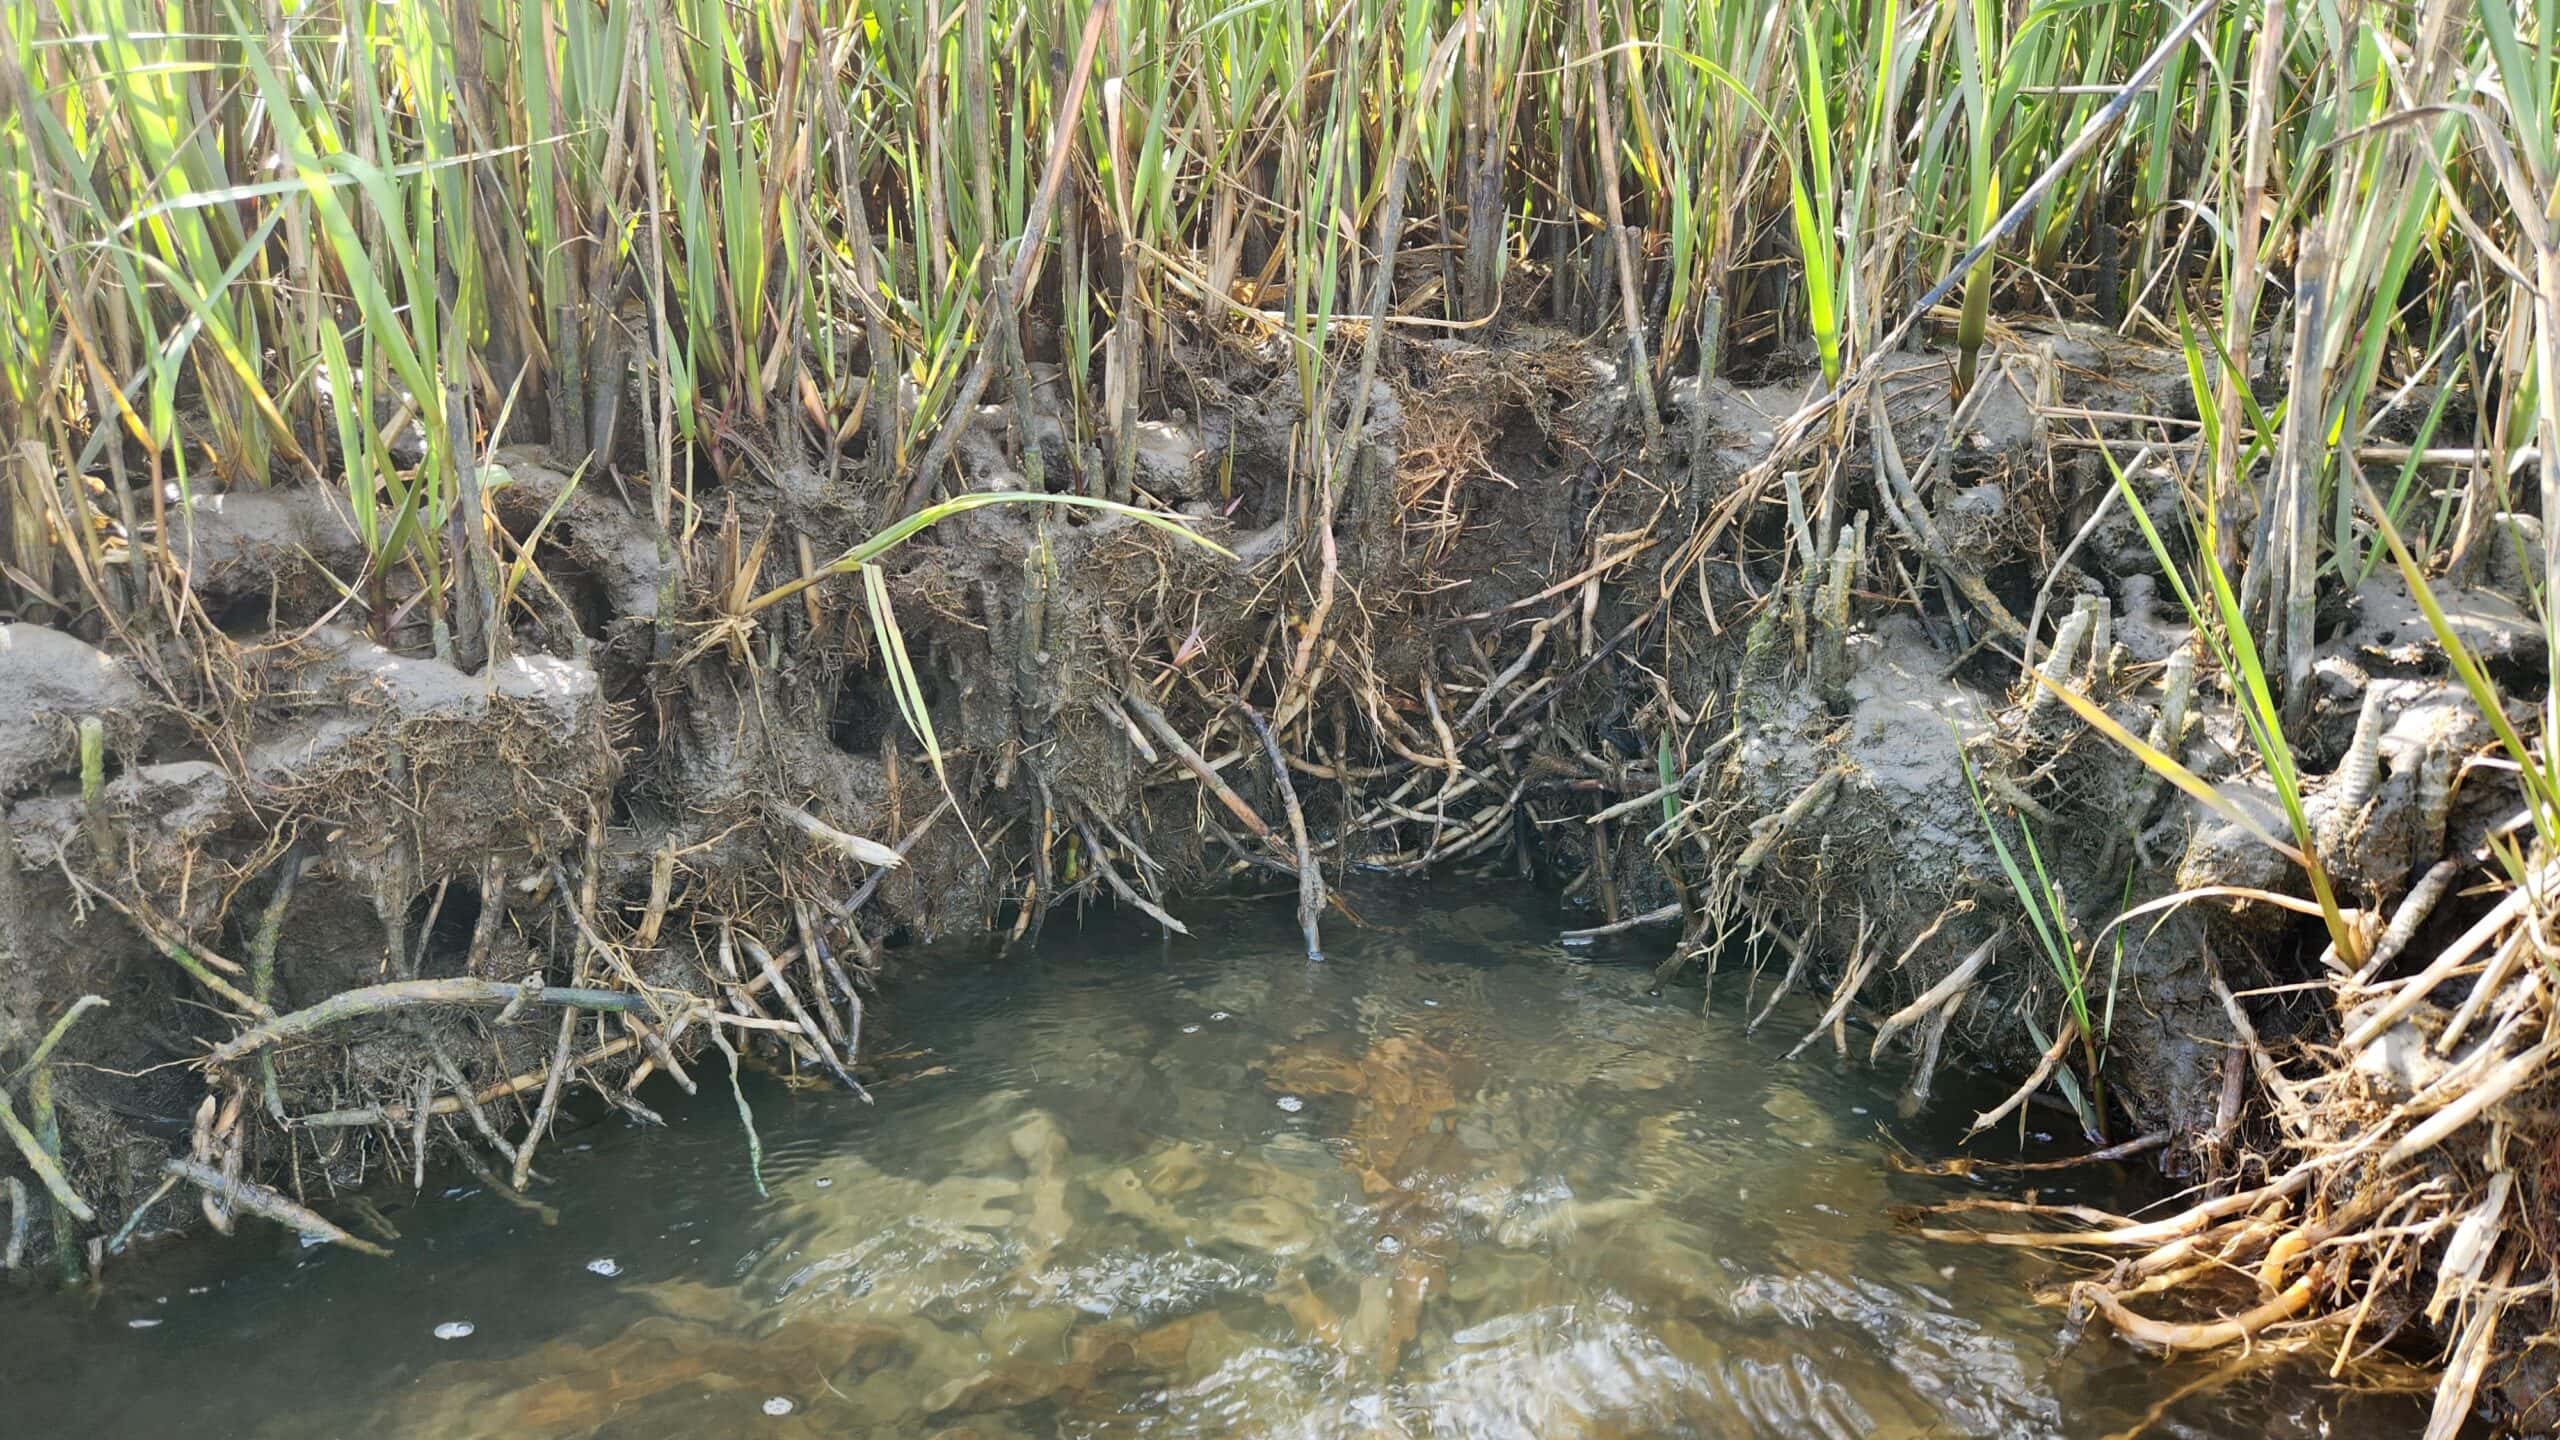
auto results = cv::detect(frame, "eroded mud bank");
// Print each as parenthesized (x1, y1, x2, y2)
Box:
(0, 321, 2541, 1416)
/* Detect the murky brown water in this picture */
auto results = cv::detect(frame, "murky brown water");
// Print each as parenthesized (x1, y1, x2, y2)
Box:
(3, 884, 2428, 1438)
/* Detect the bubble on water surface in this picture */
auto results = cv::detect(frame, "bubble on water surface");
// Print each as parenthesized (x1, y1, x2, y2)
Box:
(1181, 1024, 1201, 1034)
(585, 1258, 621, 1277)
(433, 1321, 476, 1340)
(1210, 1010, 1231, 1021)
(814, 1177, 834, 1189)
(128, 1318, 162, 1330)
(762, 1397, 795, 1416)
(1275, 1095, 1304, 1113)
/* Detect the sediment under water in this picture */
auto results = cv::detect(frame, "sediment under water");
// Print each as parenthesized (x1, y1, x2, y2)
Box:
(2, 885, 2430, 1439)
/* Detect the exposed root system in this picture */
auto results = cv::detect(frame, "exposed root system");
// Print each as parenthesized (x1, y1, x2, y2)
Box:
(3, 316, 2554, 1430)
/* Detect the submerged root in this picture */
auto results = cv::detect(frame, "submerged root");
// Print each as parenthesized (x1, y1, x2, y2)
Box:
(162, 1157, 387, 1258)
(2077, 1273, 2317, 1352)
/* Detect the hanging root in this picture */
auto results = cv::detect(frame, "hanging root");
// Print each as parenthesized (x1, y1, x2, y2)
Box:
(707, 1021, 768, 1200)
(1124, 687, 1278, 841)
(1966, 1012, 2078, 1138)
(1238, 698, 1324, 961)
(1869, 926, 2001, 1059)
(771, 802, 906, 868)
(1745, 922, 1816, 1035)
(0, 1083, 93, 1223)
(1786, 910, 1878, 1061)
(739, 932, 870, 1102)
(1900, 989, 1963, 1115)
(210, 980, 655, 1064)
(3, 1175, 26, 1269)
(1077, 819, 1190, 936)
(1735, 765, 1846, 876)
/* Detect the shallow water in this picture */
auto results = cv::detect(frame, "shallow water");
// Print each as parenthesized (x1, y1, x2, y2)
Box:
(4, 884, 2426, 1439)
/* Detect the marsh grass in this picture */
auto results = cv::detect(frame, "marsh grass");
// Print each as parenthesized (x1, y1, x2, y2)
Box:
(1961, 748, 2112, 1140)
(8, 0, 2546, 637)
